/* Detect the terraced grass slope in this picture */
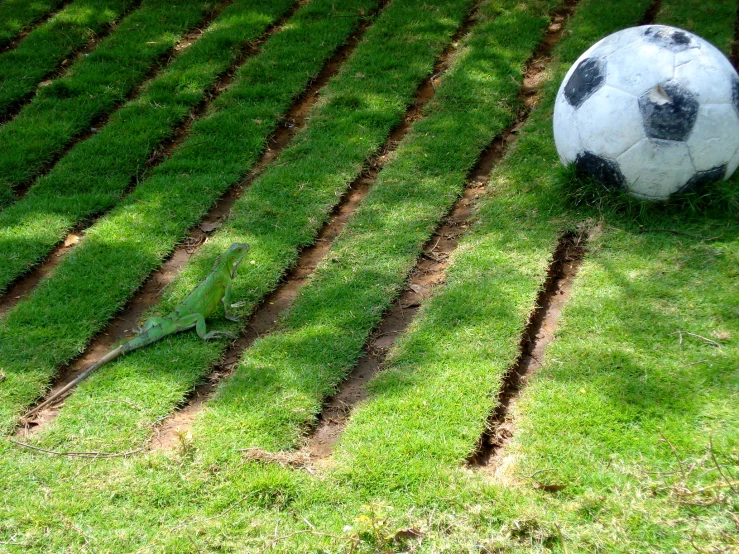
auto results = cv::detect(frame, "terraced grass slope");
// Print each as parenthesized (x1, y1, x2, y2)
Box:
(0, 0, 737, 551)
(0, 0, 137, 116)
(0, 0, 221, 202)
(0, 0, 298, 292)
(0, 0, 68, 49)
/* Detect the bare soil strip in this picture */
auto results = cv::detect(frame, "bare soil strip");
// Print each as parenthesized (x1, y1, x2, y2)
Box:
(19, 0, 386, 434)
(0, 0, 306, 316)
(243, 0, 579, 464)
(305, 181, 486, 460)
(8, 0, 231, 200)
(0, 0, 144, 127)
(732, 1, 739, 68)
(151, 0, 484, 450)
(0, 1, 72, 55)
(468, 231, 586, 467)
(0, 229, 84, 318)
(641, 0, 662, 25)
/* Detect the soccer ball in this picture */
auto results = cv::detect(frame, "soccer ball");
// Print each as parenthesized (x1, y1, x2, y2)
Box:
(553, 25, 739, 200)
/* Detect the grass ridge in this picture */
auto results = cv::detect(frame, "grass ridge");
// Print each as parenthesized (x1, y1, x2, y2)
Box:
(0, 0, 214, 197)
(0, 0, 70, 50)
(0, 0, 138, 118)
(0, 0, 299, 295)
(194, 0, 562, 456)
(16, 0, 477, 453)
(331, 0, 656, 489)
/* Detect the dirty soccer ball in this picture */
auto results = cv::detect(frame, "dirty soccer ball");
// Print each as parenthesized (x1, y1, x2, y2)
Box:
(553, 25, 739, 200)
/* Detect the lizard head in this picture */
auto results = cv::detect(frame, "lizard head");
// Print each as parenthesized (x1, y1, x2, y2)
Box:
(223, 242, 250, 276)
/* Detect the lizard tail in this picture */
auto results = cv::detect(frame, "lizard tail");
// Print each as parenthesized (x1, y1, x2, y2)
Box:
(23, 346, 125, 419)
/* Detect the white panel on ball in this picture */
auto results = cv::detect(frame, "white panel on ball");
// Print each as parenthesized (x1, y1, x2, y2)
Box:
(686, 103, 739, 172)
(674, 49, 735, 104)
(575, 85, 643, 159)
(552, 96, 581, 164)
(604, 41, 675, 97)
(580, 26, 643, 61)
(617, 138, 695, 200)
(726, 144, 739, 177)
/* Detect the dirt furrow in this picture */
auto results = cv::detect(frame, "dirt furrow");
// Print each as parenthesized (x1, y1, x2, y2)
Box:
(309, 3, 580, 463)
(732, 1, 739, 69)
(0, 229, 85, 318)
(641, 0, 661, 26)
(0, 0, 145, 127)
(0, 1, 73, 55)
(467, 232, 586, 467)
(18, 0, 387, 434)
(7, 0, 232, 200)
(151, 0, 485, 450)
(0, 0, 305, 317)
(241, 0, 580, 467)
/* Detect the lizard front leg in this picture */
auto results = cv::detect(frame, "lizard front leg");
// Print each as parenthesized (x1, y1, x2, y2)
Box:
(222, 282, 241, 322)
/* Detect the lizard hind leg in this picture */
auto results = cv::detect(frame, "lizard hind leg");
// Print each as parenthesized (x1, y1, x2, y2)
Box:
(140, 316, 167, 333)
(193, 313, 236, 341)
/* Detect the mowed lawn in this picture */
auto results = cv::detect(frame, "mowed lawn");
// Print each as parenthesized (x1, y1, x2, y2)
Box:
(0, 0, 737, 552)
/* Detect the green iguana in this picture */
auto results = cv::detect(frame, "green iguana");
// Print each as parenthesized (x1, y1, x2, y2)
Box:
(25, 242, 250, 418)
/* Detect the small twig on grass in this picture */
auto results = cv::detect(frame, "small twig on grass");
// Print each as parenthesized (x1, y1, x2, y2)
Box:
(710, 437, 737, 494)
(672, 331, 721, 348)
(638, 229, 719, 241)
(526, 468, 556, 479)
(658, 430, 687, 482)
(170, 493, 256, 531)
(554, 523, 569, 554)
(689, 522, 709, 554)
(7, 438, 142, 458)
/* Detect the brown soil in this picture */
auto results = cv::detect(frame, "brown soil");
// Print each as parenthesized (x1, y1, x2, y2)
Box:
(20, 0, 388, 435)
(301, 0, 581, 463)
(151, 0, 479, 450)
(467, 231, 587, 468)
(640, 0, 662, 26)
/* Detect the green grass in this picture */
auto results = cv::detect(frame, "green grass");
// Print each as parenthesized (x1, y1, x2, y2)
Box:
(0, 0, 136, 115)
(0, 0, 214, 196)
(656, 0, 737, 54)
(1, 0, 738, 551)
(324, 0, 738, 550)
(0, 0, 381, 435)
(0, 0, 68, 48)
(0, 0, 561, 549)
(0, 0, 297, 293)
(194, 0, 560, 459)
(5, 0, 479, 452)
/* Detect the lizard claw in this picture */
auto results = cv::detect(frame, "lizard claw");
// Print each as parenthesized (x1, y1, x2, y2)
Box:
(225, 315, 240, 322)
(230, 301, 246, 308)
(203, 330, 237, 341)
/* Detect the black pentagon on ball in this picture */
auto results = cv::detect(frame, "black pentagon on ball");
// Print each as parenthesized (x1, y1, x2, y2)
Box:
(732, 76, 739, 120)
(678, 164, 727, 194)
(574, 151, 626, 190)
(643, 25, 695, 52)
(638, 79, 699, 141)
(564, 57, 606, 108)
